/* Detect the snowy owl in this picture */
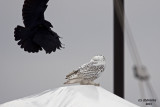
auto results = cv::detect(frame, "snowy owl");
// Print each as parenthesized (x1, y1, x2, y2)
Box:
(64, 55, 105, 86)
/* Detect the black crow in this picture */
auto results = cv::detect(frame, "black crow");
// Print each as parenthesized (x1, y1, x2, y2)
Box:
(14, 0, 62, 53)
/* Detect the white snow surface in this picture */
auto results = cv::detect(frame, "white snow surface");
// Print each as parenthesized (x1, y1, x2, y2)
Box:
(0, 85, 139, 107)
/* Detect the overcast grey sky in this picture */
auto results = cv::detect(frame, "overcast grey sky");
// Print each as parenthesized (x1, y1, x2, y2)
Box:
(0, 0, 160, 106)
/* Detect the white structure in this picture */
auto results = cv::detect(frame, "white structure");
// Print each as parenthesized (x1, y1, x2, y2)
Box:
(0, 85, 139, 107)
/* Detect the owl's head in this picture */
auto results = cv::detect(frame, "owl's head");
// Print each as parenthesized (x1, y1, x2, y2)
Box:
(91, 55, 105, 62)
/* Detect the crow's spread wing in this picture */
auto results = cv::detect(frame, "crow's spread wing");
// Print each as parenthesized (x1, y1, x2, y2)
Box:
(22, 0, 49, 27)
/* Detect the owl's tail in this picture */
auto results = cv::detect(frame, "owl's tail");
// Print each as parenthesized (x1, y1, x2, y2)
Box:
(64, 78, 82, 84)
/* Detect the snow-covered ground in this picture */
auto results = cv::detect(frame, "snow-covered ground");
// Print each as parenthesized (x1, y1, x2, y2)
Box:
(0, 85, 139, 107)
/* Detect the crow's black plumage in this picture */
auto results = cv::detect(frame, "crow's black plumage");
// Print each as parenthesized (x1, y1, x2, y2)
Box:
(14, 0, 62, 53)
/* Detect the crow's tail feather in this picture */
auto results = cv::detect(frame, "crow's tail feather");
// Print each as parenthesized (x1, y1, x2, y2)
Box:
(33, 28, 62, 54)
(14, 25, 62, 53)
(14, 25, 25, 41)
(14, 25, 42, 53)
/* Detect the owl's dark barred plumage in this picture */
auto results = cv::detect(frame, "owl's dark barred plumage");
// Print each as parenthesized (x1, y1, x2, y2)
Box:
(14, 0, 62, 53)
(64, 55, 106, 86)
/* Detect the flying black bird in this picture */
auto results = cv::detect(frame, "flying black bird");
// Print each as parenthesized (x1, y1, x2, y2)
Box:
(14, 0, 62, 53)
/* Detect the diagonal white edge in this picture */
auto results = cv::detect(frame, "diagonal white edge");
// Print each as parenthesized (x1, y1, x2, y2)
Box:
(0, 85, 139, 107)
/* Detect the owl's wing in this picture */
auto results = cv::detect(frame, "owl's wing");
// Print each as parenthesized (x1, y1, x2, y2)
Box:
(65, 70, 79, 79)
(79, 62, 99, 79)
(65, 62, 93, 79)
(65, 61, 100, 80)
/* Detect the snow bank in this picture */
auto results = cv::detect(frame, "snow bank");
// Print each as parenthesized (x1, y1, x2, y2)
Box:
(0, 85, 139, 107)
